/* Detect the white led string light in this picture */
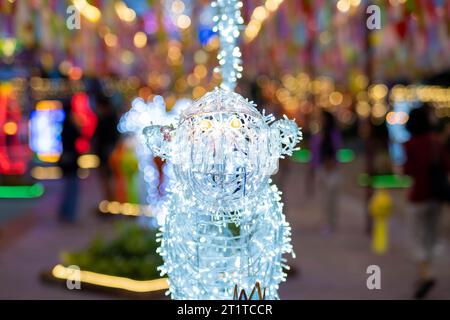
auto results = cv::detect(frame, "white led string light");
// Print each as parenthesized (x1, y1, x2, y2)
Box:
(212, 0, 244, 91)
(118, 96, 191, 225)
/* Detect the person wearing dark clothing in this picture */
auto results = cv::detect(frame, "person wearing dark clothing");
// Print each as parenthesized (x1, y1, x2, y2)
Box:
(311, 111, 342, 233)
(58, 98, 82, 222)
(93, 96, 119, 200)
(404, 104, 449, 299)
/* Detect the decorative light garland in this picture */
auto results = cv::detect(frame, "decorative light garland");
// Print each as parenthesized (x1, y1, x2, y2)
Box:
(212, 0, 243, 91)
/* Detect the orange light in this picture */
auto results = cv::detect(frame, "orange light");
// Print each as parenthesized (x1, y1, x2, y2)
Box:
(37, 153, 60, 163)
(35, 100, 62, 110)
(3, 121, 17, 135)
(69, 67, 83, 81)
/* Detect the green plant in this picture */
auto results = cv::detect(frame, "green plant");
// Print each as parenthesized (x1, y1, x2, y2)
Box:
(61, 222, 163, 280)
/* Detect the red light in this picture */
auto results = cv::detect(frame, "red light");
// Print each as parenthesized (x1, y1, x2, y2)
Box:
(71, 93, 98, 154)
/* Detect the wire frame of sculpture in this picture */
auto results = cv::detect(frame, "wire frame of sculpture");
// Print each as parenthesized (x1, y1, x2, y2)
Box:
(145, 88, 302, 299)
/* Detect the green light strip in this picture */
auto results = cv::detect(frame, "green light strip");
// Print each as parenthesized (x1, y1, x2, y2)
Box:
(292, 148, 355, 164)
(358, 174, 412, 189)
(337, 148, 355, 163)
(0, 183, 45, 198)
(292, 149, 311, 163)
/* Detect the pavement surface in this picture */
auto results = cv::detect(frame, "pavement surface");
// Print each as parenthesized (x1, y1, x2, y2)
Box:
(0, 158, 449, 299)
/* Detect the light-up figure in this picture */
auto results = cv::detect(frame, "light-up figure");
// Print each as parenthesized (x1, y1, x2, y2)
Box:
(144, 88, 302, 299)
(118, 96, 191, 225)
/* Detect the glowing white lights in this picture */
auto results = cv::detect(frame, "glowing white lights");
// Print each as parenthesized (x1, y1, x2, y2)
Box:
(118, 96, 191, 225)
(144, 88, 302, 299)
(212, 0, 244, 91)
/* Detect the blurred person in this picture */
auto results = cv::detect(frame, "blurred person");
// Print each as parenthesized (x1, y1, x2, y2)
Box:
(93, 95, 119, 201)
(403, 104, 449, 299)
(58, 98, 82, 223)
(311, 111, 342, 233)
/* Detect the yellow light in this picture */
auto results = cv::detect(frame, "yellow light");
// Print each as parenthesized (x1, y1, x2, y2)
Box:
(37, 153, 60, 163)
(205, 37, 220, 51)
(120, 50, 135, 65)
(252, 6, 268, 21)
(59, 61, 73, 75)
(187, 74, 199, 87)
(329, 91, 344, 106)
(3, 121, 17, 135)
(265, 0, 280, 12)
(36, 100, 62, 110)
(104, 33, 118, 47)
(230, 118, 242, 129)
(98, 200, 147, 217)
(194, 64, 208, 79)
(51, 265, 169, 293)
(115, 1, 136, 22)
(2, 38, 16, 57)
(171, 0, 185, 14)
(133, 32, 147, 48)
(245, 0, 284, 43)
(30, 166, 62, 180)
(194, 50, 208, 64)
(83, 6, 101, 22)
(177, 15, 191, 29)
(98, 200, 109, 213)
(199, 119, 212, 131)
(193, 86, 206, 99)
(372, 103, 387, 118)
(355, 74, 369, 90)
(370, 84, 388, 100)
(244, 20, 261, 41)
(337, 0, 351, 12)
(168, 46, 181, 61)
(73, 0, 101, 23)
(356, 101, 371, 118)
(108, 201, 121, 214)
(77, 154, 100, 169)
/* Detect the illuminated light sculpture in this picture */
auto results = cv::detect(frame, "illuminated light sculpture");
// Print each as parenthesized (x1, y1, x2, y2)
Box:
(144, 89, 301, 299)
(118, 96, 191, 225)
(142, 0, 301, 300)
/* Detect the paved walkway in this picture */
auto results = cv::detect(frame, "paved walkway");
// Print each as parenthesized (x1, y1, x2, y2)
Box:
(0, 160, 449, 299)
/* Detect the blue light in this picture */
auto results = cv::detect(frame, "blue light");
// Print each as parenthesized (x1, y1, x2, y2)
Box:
(29, 108, 65, 157)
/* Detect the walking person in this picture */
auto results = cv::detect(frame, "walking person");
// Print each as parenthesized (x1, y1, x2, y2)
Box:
(311, 111, 342, 233)
(58, 98, 82, 223)
(93, 95, 119, 201)
(403, 104, 449, 299)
